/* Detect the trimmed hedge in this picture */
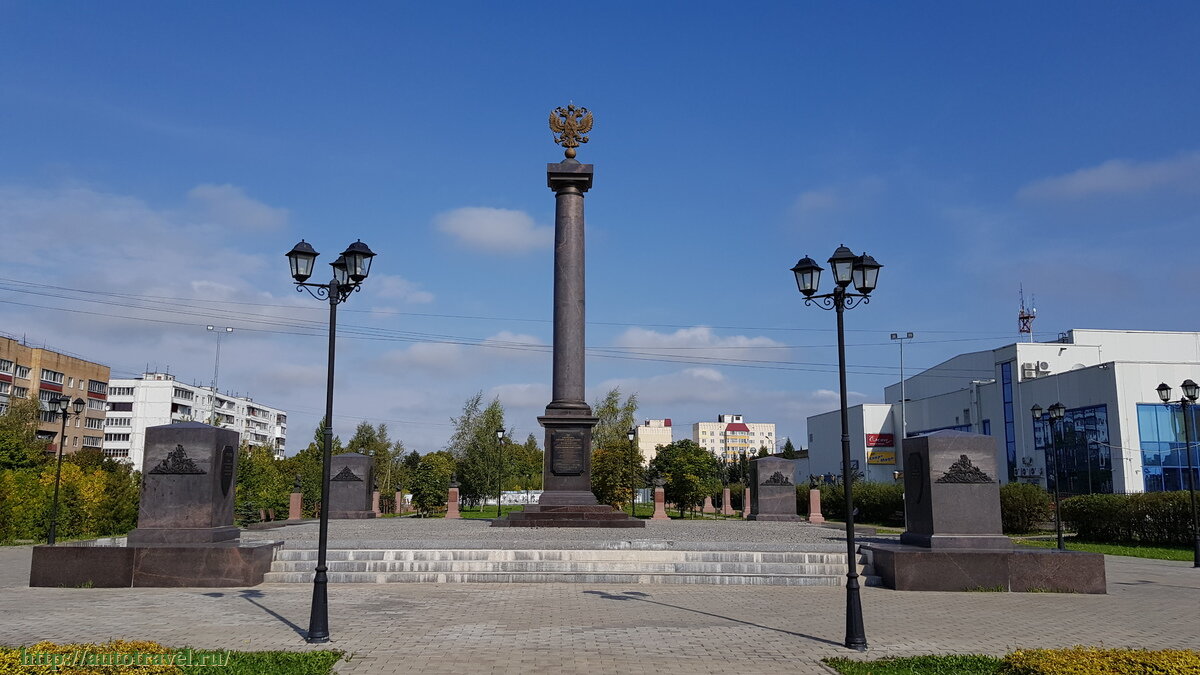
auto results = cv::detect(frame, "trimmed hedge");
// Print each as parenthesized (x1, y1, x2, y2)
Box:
(1000, 647, 1200, 674)
(999, 482, 1052, 534)
(804, 482, 904, 526)
(1060, 491, 1194, 547)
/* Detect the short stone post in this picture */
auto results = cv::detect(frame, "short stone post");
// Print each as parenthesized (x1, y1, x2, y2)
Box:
(807, 488, 825, 524)
(650, 480, 670, 520)
(372, 490, 381, 516)
(446, 485, 461, 519)
(702, 495, 715, 514)
(394, 491, 404, 514)
(742, 487, 752, 519)
(721, 487, 733, 516)
(288, 492, 302, 520)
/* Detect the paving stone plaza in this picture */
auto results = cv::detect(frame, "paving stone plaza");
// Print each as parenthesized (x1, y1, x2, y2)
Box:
(5, 518, 1199, 674)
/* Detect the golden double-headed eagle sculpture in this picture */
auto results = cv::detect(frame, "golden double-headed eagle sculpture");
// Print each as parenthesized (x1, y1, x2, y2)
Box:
(549, 104, 592, 159)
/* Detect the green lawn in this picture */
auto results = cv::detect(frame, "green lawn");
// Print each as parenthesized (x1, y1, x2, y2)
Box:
(825, 654, 1002, 674)
(181, 650, 341, 674)
(1012, 537, 1193, 561)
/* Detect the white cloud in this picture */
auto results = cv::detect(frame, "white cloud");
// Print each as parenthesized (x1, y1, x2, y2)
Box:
(377, 331, 547, 376)
(613, 326, 787, 361)
(187, 183, 288, 231)
(371, 274, 434, 304)
(488, 382, 552, 409)
(1017, 151, 1200, 201)
(434, 207, 552, 253)
(597, 367, 730, 406)
(793, 188, 838, 212)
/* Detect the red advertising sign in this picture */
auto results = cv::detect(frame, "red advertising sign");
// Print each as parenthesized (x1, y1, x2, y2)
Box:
(866, 433, 894, 447)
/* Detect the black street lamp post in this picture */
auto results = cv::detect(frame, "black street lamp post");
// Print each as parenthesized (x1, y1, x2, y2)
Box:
(495, 428, 505, 518)
(627, 427, 637, 516)
(1156, 380, 1200, 567)
(790, 244, 881, 652)
(286, 238, 377, 644)
(48, 396, 86, 545)
(1031, 402, 1067, 551)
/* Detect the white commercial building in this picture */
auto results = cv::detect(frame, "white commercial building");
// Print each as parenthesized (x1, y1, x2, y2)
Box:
(807, 329, 1200, 494)
(633, 418, 673, 464)
(103, 372, 287, 469)
(693, 414, 776, 460)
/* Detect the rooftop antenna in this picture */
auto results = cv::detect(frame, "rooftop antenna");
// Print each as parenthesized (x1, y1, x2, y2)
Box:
(1018, 285, 1037, 343)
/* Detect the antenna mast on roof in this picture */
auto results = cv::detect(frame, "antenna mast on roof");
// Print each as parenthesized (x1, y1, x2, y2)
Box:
(1018, 285, 1036, 343)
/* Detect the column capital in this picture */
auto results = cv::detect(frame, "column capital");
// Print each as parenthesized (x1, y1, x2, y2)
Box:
(547, 162, 593, 192)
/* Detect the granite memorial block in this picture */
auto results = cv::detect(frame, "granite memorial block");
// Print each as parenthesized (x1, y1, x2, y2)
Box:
(899, 431, 1009, 549)
(748, 457, 802, 521)
(863, 430, 1106, 593)
(327, 452, 376, 519)
(128, 422, 240, 544)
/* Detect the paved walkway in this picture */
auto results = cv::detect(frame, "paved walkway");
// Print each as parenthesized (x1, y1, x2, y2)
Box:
(2, 523, 1198, 674)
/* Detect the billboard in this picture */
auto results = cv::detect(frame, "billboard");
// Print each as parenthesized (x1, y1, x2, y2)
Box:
(867, 450, 896, 465)
(865, 433, 894, 447)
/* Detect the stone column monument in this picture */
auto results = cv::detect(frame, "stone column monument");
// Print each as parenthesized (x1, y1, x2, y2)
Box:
(493, 106, 642, 528)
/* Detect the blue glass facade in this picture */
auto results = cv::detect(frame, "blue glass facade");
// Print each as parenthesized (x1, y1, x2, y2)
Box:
(1033, 404, 1113, 495)
(1136, 403, 1200, 492)
(1001, 362, 1016, 481)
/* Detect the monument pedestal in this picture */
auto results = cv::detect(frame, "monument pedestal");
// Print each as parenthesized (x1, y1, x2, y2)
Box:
(867, 431, 1105, 593)
(32, 422, 280, 588)
(328, 453, 376, 519)
(747, 457, 803, 521)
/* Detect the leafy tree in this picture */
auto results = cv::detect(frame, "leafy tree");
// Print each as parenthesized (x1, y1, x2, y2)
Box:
(591, 387, 638, 451)
(446, 393, 507, 507)
(591, 440, 642, 508)
(648, 439, 721, 516)
(410, 451, 455, 516)
(510, 433, 543, 492)
(345, 422, 406, 496)
(781, 438, 797, 459)
(235, 442, 288, 524)
(0, 397, 49, 470)
(275, 418, 343, 518)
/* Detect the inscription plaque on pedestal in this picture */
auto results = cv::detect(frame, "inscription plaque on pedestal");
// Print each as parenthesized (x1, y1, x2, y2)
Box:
(551, 430, 584, 475)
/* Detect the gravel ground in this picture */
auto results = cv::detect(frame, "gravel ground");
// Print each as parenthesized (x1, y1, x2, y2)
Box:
(239, 517, 898, 551)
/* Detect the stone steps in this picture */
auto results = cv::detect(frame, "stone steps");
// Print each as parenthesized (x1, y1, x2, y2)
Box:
(264, 548, 878, 586)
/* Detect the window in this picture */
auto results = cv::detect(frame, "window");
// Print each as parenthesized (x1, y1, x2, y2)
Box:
(1137, 403, 1199, 493)
(67, 377, 74, 388)
(82, 436, 102, 447)
(40, 410, 58, 423)
(173, 387, 193, 400)
(84, 417, 104, 430)
(88, 380, 107, 395)
(0, 359, 12, 373)
(87, 398, 106, 411)
(15, 366, 30, 379)
(103, 448, 129, 458)
(171, 403, 192, 417)
(104, 433, 130, 442)
(13, 386, 28, 398)
(1034, 404, 1113, 496)
(108, 386, 134, 396)
(108, 401, 133, 412)
(0, 382, 8, 396)
(106, 417, 131, 427)
(40, 369, 64, 385)
(1001, 361, 1016, 481)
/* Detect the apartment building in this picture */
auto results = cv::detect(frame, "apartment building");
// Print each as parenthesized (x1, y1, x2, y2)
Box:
(103, 372, 287, 469)
(633, 418, 673, 464)
(692, 414, 777, 460)
(0, 335, 110, 454)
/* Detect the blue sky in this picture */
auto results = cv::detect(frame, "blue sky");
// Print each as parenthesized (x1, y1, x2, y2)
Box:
(1, 2, 1198, 453)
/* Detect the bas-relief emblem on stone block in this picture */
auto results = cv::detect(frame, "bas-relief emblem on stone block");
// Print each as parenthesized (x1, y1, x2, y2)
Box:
(219, 445, 235, 496)
(331, 466, 362, 482)
(148, 444, 206, 475)
(551, 430, 584, 476)
(760, 470, 793, 486)
(935, 454, 994, 484)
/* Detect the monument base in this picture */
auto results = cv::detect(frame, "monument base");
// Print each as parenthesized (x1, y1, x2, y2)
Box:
(491, 504, 645, 528)
(899, 532, 1013, 549)
(30, 538, 282, 588)
(747, 514, 804, 521)
(127, 526, 240, 544)
(863, 543, 1106, 593)
(330, 510, 377, 519)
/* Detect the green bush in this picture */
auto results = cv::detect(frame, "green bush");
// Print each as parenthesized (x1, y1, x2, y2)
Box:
(1000, 647, 1200, 674)
(806, 482, 904, 526)
(1060, 492, 1193, 546)
(999, 482, 1052, 534)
